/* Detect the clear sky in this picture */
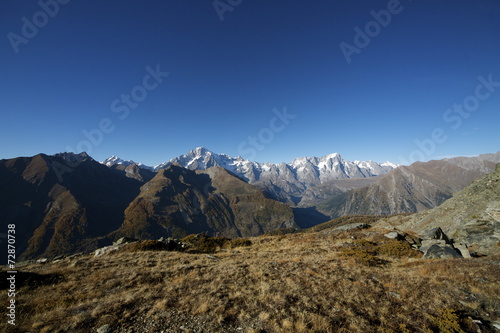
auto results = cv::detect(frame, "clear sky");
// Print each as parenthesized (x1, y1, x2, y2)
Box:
(1, 0, 499, 166)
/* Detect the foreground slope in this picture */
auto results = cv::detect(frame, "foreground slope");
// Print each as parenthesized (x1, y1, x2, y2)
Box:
(3, 230, 499, 332)
(376, 163, 500, 255)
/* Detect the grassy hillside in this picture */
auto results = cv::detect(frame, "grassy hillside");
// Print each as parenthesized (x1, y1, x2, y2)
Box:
(3, 229, 499, 333)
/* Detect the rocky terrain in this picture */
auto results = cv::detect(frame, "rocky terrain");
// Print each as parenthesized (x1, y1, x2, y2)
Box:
(318, 153, 500, 217)
(2, 229, 499, 333)
(375, 163, 500, 255)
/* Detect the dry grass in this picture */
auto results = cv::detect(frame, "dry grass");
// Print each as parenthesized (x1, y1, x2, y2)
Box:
(2, 230, 499, 332)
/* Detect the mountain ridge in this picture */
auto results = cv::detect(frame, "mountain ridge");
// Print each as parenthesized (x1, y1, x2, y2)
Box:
(318, 152, 500, 218)
(374, 163, 500, 255)
(103, 147, 398, 204)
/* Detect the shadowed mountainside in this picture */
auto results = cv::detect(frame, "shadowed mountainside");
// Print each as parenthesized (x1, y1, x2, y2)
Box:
(114, 164, 298, 240)
(0, 153, 142, 261)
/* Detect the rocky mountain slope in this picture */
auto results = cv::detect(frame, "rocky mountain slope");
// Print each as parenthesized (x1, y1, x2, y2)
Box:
(318, 153, 500, 217)
(0, 153, 298, 261)
(376, 163, 500, 255)
(0, 153, 142, 261)
(114, 164, 297, 240)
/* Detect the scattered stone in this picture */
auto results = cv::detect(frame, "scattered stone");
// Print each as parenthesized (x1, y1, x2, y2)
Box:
(94, 245, 121, 257)
(36, 258, 48, 264)
(422, 227, 451, 243)
(205, 254, 219, 260)
(453, 243, 471, 258)
(388, 291, 401, 299)
(335, 223, 371, 231)
(97, 324, 112, 333)
(113, 237, 137, 246)
(419, 239, 448, 253)
(384, 231, 405, 240)
(67, 252, 83, 259)
(423, 244, 463, 259)
(158, 237, 186, 251)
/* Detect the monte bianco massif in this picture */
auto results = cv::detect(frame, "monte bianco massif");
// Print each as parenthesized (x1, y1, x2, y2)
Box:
(103, 147, 398, 205)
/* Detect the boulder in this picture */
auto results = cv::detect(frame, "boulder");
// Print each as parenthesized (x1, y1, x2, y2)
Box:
(419, 239, 448, 253)
(423, 244, 463, 259)
(384, 231, 405, 240)
(453, 243, 471, 258)
(94, 245, 121, 257)
(422, 227, 451, 243)
(113, 237, 137, 246)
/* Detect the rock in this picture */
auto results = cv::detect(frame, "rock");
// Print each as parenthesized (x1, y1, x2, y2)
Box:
(453, 243, 471, 258)
(335, 223, 371, 231)
(97, 324, 112, 333)
(205, 254, 219, 260)
(419, 239, 448, 253)
(384, 231, 404, 240)
(113, 237, 137, 246)
(158, 237, 185, 251)
(422, 227, 451, 243)
(94, 245, 121, 257)
(388, 291, 401, 299)
(423, 244, 463, 259)
(36, 258, 48, 264)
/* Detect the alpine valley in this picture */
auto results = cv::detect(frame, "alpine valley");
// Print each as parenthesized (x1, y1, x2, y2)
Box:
(1, 148, 499, 262)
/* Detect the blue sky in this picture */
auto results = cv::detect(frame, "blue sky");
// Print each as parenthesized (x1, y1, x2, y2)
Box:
(1, 0, 499, 166)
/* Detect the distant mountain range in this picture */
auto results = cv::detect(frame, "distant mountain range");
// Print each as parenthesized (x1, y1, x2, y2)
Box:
(0, 152, 298, 261)
(1, 148, 499, 262)
(104, 147, 398, 204)
(318, 152, 500, 217)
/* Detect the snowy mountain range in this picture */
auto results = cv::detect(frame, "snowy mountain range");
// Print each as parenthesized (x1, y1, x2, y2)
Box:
(103, 147, 398, 204)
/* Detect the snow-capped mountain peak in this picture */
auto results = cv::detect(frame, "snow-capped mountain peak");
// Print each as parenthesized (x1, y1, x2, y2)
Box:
(103, 155, 135, 167)
(102, 148, 398, 203)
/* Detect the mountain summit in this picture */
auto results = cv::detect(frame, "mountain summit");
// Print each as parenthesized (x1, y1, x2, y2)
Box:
(103, 147, 398, 204)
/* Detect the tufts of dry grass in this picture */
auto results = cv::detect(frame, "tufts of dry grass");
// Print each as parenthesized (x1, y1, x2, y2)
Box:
(1, 230, 498, 332)
(181, 234, 252, 253)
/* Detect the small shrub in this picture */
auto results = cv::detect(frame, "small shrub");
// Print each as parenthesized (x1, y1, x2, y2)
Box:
(123, 240, 172, 252)
(339, 240, 386, 267)
(377, 240, 422, 258)
(426, 308, 468, 333)
(181, 234, 230, 253)
(228, 238, 252, 248)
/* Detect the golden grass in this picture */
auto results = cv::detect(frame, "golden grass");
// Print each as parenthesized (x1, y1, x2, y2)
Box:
(2, 230, 499, 332)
